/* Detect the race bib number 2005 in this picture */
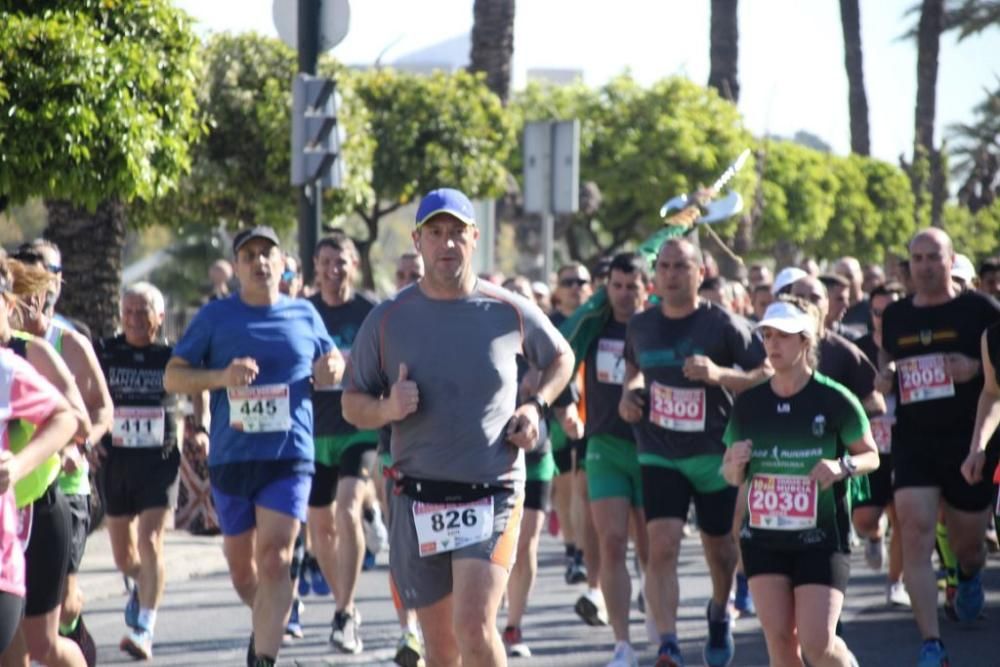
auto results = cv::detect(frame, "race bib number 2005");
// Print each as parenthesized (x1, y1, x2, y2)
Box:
(748, 473, 817, 530)
(898, 354, 954, 405)
(412, 498, 493, 557)
(228, 384, 291, 433)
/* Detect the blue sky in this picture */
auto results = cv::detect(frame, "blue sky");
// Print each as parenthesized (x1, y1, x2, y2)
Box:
(175, 0, 998, 164)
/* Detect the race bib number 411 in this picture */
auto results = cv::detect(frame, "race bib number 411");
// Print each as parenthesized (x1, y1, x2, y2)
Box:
(898, 354, 954, 405)
(228, 384, 291, 433)
(112, 406, 165, 448)
(650, 382, 706, 432)
(412, 497, 493, 557)
(748, 473, 817, 530)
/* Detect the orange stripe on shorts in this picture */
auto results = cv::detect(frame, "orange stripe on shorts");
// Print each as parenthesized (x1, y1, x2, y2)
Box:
(490, 495, 524, 570)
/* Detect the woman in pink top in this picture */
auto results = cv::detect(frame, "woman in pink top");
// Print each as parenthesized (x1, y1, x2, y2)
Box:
(0, 259, 81, 653)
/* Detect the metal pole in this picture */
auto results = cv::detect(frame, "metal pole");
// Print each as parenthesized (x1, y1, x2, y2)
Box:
(542, 121, 556, 281)
(298, 0, 322, 285)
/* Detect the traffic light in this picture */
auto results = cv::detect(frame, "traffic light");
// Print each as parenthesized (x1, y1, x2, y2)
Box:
(291, 73, 345, 188)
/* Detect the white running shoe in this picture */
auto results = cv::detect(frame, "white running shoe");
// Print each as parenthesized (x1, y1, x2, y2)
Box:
(363, 505, 389, 555)
(865, 537, 885, 572)
(887, 580, 911, 607)
(606, 641, 638, 667)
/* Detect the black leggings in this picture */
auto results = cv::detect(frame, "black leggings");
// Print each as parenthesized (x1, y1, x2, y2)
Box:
(0, 591, 25, 653)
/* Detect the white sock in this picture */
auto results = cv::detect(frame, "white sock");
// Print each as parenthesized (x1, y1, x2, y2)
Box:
(138, 608, 157, 633)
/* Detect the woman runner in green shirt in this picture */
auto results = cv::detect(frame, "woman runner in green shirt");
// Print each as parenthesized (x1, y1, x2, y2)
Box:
(722, 297, 879, 667)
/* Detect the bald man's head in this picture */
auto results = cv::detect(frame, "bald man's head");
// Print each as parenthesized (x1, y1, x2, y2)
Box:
(908, 228, 955, 298)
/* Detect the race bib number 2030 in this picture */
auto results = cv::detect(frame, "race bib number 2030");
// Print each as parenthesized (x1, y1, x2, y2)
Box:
(748, 473, 817, 530)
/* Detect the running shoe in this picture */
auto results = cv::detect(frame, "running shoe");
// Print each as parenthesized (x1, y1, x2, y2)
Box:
(703, 602, 735, 667)
(865, 537, 886, 572)
(394, 630, 424, 667)
(119, 627, 153, 661)
(501, 625, 531, 657)
(124, 580, 140, 629)
(362, 548, 377, 571)
(65, 615, 97, 667)
(733, 573, 755, 617)
(331, 608, 363, 654)
(887, 581, 911, 607)
(310, 558, 332, 597)
(363, 505, 389, 555)
(953, 570, 985, 622)
(917, 639, 950, 667)
(655, 639, 684, 667)
(565, 559, 588, 585)
(574, 591, 609, 626)
(284, 598, 304, 640)
(607, 641, 638, 667)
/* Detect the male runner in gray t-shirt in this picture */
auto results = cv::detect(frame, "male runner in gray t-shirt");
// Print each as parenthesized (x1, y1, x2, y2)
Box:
(343, 188, 574, 667)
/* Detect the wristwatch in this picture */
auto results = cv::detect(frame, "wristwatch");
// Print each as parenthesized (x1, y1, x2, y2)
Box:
(839, 454, 858, 478)
(525, 395, 548, 418)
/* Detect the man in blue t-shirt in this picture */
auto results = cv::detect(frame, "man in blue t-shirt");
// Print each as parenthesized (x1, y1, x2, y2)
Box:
(165, 226, 343, 667)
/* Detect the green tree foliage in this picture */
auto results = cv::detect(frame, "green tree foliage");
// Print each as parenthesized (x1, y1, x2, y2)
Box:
(0, 0, 206, 337)
(0, 1, 204, 209)
(131, 33, 375, 233)
(351, 67, 514, 286)
(510, 76, 755, 260)
(941, 198, 1000, 259)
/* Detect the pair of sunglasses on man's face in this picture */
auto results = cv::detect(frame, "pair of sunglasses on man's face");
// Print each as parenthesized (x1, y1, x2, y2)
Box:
(559, 278, 589, 288)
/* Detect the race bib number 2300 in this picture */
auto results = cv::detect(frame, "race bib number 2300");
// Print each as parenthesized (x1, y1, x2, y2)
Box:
(412, 498, 493, 557)
(228, 384, 291, 433)
(649, 382, 706, 432)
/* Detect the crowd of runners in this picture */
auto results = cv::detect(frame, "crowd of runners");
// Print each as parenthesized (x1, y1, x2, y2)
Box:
(0, 186, 998, 667)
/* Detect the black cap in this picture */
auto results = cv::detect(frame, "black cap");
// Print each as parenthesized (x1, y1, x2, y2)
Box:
(232, 226, 280, 255)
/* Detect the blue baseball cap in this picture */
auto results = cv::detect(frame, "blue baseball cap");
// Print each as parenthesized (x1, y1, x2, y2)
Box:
(415, 188, 476, 227)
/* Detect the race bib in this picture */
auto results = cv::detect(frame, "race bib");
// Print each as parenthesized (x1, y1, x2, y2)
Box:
(412, 497, 493, 557)
(898, 354, 954, 405)
(748, 473, 817, 530)
(870, 416, 894, 454)
(17, 504, 32, 553)
(650, 382, 706, 432)
(595, 339, 625, 385)
(112, 406, 166, 448)
(315, 350, 349, 392)
(228, 384, 291, 433)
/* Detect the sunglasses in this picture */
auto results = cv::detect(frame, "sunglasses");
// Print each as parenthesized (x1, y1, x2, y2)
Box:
(559, 278, 589, 288)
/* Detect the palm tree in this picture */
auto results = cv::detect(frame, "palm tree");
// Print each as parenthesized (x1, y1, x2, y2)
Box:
(911, 0, 946, 226)
(708, 0, 740, 102)
(840, 0, 870, 155)
(469, 0, 516, 105)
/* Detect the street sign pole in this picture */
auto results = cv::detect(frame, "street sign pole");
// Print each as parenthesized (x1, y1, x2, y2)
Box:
(297, 0, 321, 285)
(523, 120, 579, 281)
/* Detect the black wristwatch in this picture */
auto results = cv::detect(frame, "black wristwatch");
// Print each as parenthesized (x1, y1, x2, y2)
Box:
(839, 454, 858, 478)
(525, 395, 548, 418)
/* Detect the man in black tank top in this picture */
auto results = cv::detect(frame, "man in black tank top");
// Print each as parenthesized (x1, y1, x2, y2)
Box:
(96, 282, 186, 661)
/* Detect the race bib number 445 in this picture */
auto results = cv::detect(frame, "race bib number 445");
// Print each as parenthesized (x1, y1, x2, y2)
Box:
(650, 382, 706, 432)
(228, 384, 291, 433)
(748, 474, 817, 530)
(112, 406, 165, 448)
(412, 497, 493, 557)
(898, 354, 954, 405)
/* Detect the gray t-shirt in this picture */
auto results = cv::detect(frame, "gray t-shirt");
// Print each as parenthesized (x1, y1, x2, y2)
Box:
(624, 301, 766, 460)
(348, 281, 569, 485)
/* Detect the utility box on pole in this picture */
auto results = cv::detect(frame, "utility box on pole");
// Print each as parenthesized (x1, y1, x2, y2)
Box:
(523, 119, 580, 280)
